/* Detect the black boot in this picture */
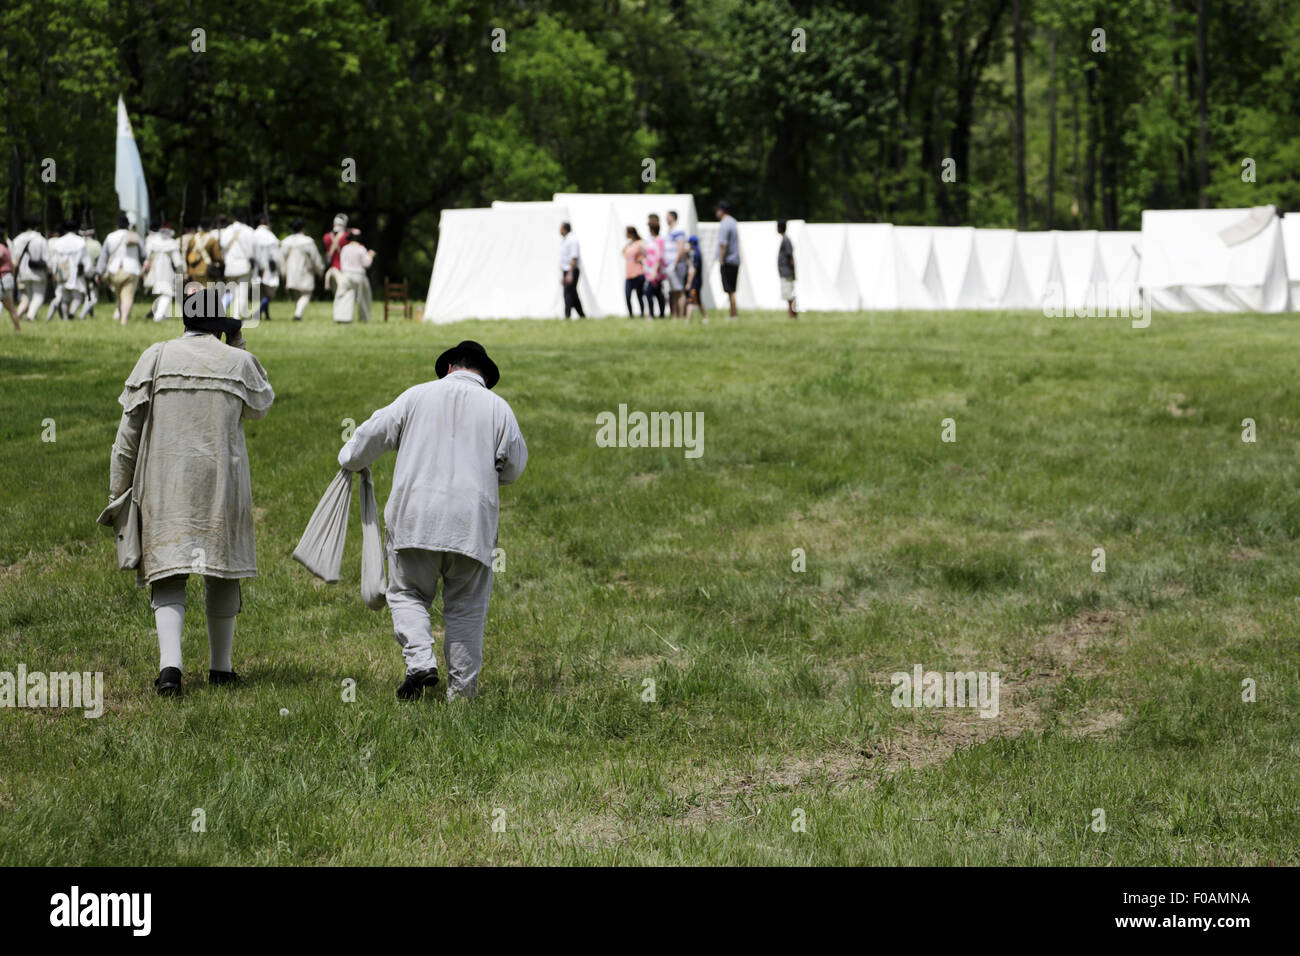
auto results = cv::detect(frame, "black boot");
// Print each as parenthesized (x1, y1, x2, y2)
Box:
(396, 667, 439, 701)
(208, 669, 244, 686)
(155, 666, 182, 697)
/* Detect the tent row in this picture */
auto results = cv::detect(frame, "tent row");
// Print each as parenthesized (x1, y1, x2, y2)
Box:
(423, 198, 1300, 321)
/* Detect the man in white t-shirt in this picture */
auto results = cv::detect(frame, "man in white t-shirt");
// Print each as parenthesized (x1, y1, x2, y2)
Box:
(558, 221, 584, 319)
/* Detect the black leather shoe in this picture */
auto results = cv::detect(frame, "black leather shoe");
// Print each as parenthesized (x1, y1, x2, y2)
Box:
(155, 667, 182, 696)
(208, 669, 244, 686)
(396, 667, 439, 701)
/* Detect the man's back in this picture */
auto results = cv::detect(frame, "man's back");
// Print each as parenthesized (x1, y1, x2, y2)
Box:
(339, 370, 527, 566)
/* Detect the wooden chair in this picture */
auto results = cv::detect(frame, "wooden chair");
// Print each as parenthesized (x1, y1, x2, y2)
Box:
(383, 277, 412, 321)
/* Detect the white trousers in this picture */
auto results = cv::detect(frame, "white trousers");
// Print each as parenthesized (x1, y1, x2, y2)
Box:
(17, 278, 46, 319)
(332, 271, 371, 323)
(387, 548, 494, 699)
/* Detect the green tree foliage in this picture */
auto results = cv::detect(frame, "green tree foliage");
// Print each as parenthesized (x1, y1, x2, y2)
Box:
(2, 0, 1297, 292)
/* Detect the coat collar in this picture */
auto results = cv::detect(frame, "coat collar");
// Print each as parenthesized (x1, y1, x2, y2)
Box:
(446, 369, 486, 387)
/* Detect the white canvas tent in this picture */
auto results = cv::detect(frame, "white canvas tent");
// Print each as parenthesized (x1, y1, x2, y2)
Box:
(424, 203, 596, 322)
(891, 227, 947, 309)
(999, 232, 1063, 310)
(553, 192, 700, 316)
(1139, 206, 1290, 312)
(730, 219, 840, 311)
(843, 223, 934, 309)
(1095, 231, 1142, 314)
(929, 227, 992, 309)
(1280, 213, 1300, 312)
(802, 224, 860, 310)
(1051, 230, 1107, 313)
(972, 229, 1017, 308)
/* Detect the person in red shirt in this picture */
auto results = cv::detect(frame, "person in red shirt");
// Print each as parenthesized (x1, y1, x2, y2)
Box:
(322, 213, 358, 293)
(0, 237, 21, 331)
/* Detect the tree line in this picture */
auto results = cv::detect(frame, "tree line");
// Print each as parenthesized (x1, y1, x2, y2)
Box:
(2, 0, 1297, 290)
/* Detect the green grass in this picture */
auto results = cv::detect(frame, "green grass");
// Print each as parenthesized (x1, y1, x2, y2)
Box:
(1, 302, 1298, 865)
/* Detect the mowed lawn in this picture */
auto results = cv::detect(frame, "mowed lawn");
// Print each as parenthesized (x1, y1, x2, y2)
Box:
(1, 301, 1298, 866)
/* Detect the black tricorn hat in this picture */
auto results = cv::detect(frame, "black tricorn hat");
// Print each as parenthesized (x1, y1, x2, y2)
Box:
(435, 340, 500, 389)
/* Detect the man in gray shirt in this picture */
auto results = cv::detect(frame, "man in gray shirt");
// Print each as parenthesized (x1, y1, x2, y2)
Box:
(777, 218, 796, 319)
(714, 201, 740, 319)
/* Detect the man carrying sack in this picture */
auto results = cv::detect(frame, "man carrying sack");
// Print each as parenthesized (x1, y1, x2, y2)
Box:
(333, 341, 527, 701)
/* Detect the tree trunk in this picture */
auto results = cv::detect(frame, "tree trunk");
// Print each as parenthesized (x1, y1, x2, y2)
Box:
(1083, 68, 1097, 227)
(1195, 0, 1209, 206)
(1013, 0, 1028, 230)
(1072, 84, 1081, 226)
(1046, 31, 1057, 229)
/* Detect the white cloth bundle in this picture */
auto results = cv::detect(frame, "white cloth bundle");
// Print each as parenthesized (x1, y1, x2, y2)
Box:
(293, 468, 387, 609)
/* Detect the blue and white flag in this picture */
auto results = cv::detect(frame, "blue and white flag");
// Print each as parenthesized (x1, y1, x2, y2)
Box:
(115, 96, 150, 238)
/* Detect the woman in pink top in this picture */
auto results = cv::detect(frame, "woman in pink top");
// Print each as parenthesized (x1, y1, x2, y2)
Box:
(623, 226, 645, 317)
(0, 238, 20, 331)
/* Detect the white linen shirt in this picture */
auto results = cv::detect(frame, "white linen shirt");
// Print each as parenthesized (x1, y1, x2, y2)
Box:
(559, 234, 581, 274)
(337, 370, 527, 567)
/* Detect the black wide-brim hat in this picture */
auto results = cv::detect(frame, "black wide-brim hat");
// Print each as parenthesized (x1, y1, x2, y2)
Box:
(435, 340, 500, 389)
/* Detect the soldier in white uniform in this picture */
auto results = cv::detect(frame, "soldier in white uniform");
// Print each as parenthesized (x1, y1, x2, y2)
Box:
(280, 219, 323, 320)
(251, 213, 284, 322)
(77, 227, 102, 319)
(44, 221, 91, 320)
(144, 223, 183, 321)
(97, 215, 145, 324)
(12, 218, 50, 321)
(218, 212, 256, 319)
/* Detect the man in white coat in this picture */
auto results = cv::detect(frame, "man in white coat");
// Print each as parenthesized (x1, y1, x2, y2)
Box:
(338, 340, 527, 700)
(143, 222, 183, 321)
(77, 227, 102, 319)
(97, 215, 144, 324)
(219, 211, 256, 319)
(251, 213, 284, 322)
(44, 221, 91, 320)
(280, 219, 323, 320)
(333, 229, 374, 323)
(12, 218, 50, 321)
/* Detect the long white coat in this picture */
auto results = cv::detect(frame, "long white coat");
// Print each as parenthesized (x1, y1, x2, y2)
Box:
(338, 370, 527, 567)
(11, 230, 49, 281)
(48, 233, 90, 292)
(252, 225, 285, 288)
(144, 230, 182, 295)
(280, 233, 323, 292)
(110, 334, 275, 586)
(220, 221, 255, 277)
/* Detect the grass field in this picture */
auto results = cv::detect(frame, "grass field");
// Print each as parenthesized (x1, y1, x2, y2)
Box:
(1, 301, 1298, 865)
